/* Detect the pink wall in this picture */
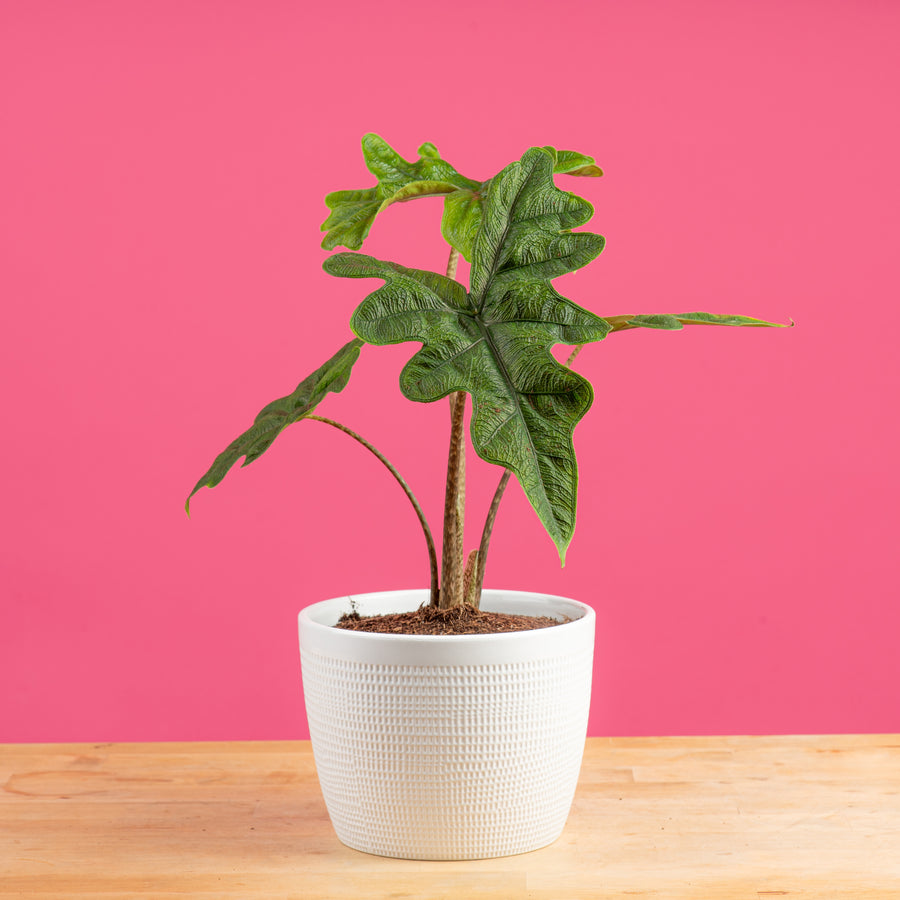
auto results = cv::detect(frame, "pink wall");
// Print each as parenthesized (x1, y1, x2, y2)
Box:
(2, 0, 898, 742)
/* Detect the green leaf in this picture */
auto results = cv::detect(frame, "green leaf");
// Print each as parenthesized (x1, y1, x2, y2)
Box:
(671, 312, 790, 327)
(322, 135, 603, 263)
(605, 312, 790, 333)
(186, 338, 364, 514)
(439, 187, 484, 261)
(547, 148, 604, 177)
(320, 188, 382, 253)
(321, 134, 478, 251)
(440, 147, 603, 262)
(325, 147, 608, 562)
(377, 179, 462, 214)
(417, 141, 441, 159)
(362, 133, 474, 193)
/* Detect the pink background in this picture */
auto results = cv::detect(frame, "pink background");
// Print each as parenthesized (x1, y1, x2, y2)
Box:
(2, 0, 898, 742)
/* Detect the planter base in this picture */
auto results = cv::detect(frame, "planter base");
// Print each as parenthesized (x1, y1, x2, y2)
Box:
(299, 589, 595, 860)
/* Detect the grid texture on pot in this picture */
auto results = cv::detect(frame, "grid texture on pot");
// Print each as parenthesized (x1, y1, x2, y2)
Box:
(301, 649, 593, 860)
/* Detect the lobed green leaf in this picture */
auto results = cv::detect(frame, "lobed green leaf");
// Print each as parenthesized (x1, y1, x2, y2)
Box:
(322, 134, 604, 263)
(321, 135, 477, 251)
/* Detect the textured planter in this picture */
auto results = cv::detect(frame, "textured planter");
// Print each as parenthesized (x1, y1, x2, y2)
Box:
(298, 589, 595, 860)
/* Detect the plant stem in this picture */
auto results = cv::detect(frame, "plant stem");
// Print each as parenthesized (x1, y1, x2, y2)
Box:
(566, 343, 584, 367)
(439, 391, 467, 607)
(438, 245, 467, 608)
(469, 469, 511, 607)
(307, 414, 439, 605)
(445, 245, 460, 281)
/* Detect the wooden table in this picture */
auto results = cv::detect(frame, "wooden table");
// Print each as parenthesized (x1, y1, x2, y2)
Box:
(1, 735, 898, 898)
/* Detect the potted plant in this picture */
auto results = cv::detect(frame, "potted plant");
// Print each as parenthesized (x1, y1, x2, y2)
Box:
(187, 135, 786, 860)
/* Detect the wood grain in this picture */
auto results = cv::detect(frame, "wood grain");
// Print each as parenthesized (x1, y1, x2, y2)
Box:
(2, 736, 899, 898)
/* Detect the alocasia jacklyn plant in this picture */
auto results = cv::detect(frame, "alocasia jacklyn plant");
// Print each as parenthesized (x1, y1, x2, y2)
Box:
(187, 135, 785, 609)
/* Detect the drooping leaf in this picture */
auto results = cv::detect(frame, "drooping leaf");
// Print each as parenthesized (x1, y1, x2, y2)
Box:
(604, 312, 790, 333)
(322, 134, 603, 263)
(325, 147, 608, 562)
(186, 338, 364, 513)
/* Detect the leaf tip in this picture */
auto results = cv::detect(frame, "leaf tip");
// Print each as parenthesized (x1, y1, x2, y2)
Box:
(322, 253, 346, 275)
(570, 164, 604, 178)
(417, 141, 440, 159)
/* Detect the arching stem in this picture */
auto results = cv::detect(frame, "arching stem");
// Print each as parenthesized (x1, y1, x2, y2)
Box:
(468, 469, 512, 608)
(307, 414, 439, 605)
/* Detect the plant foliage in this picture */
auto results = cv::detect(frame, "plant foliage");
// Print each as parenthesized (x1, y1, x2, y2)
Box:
(321, 134, 603, 262)
(325, 147, 608, 561)
(189, 135, 787, 595)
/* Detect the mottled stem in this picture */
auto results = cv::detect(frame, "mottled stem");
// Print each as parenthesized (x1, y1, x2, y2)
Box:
(445, 245, 460, 281)
(469, 469, 512, 608)
(307, 415, 439, 605)
(438, 246, 467, 608)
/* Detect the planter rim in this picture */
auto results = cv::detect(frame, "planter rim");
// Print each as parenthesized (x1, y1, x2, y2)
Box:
(298, 588, 595, 666)
(299, 587, 593, 641)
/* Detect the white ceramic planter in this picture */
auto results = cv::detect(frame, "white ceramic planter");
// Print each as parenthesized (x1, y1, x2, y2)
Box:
(298, 589, 595, 860)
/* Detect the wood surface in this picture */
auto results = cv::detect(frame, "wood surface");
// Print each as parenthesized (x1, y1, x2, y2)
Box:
(1, 735, 898, 898)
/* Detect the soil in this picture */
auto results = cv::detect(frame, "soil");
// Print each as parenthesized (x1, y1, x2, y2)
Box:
(335, 603, 568, 636)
